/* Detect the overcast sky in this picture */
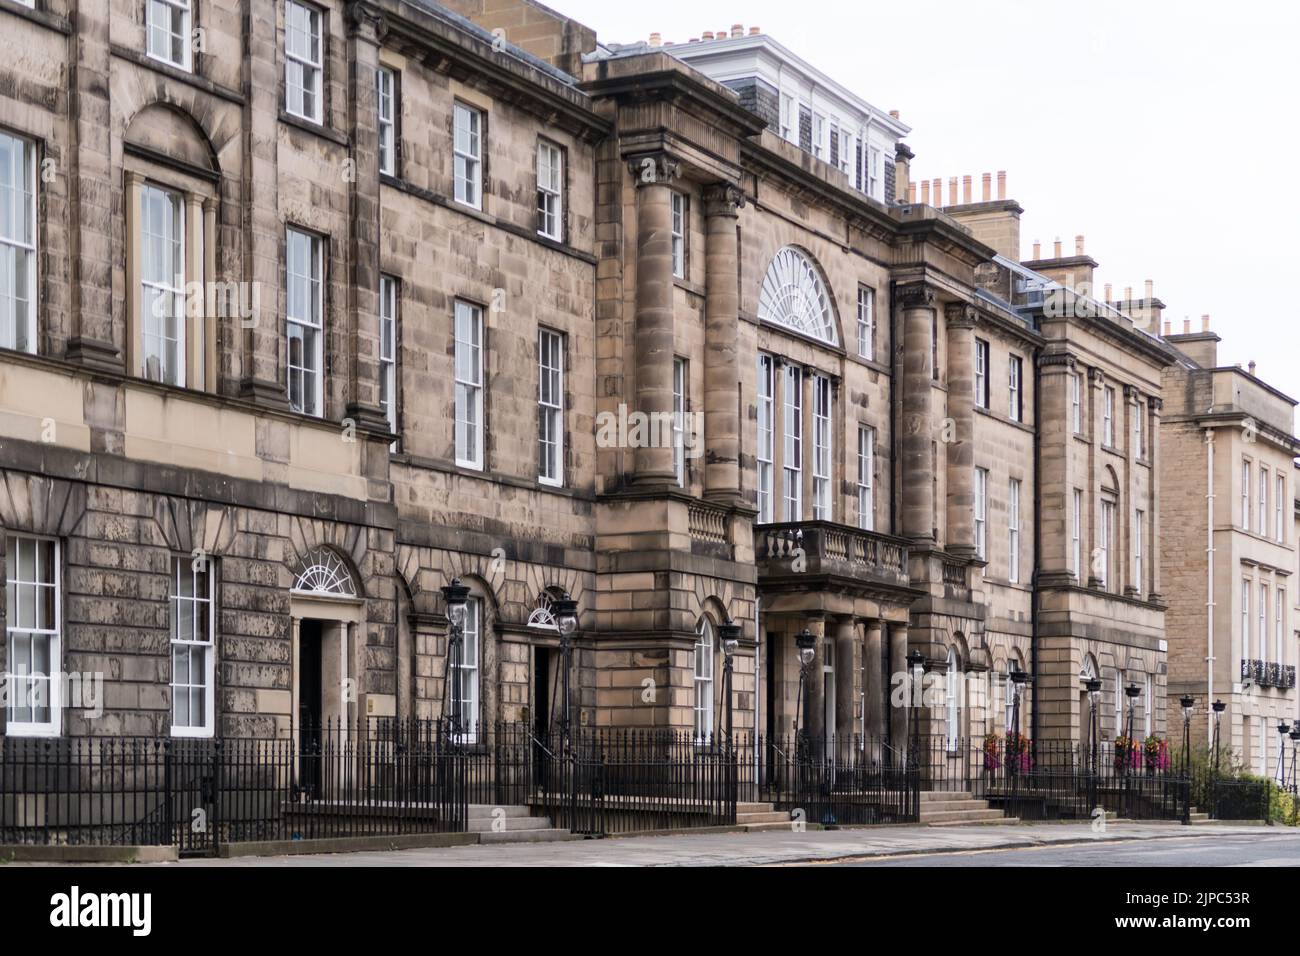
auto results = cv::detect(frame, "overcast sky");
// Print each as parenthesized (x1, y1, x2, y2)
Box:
(558, 0, 1300, 426)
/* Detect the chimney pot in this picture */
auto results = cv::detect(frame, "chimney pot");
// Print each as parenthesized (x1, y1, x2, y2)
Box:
(889, 110, 900, 119)
(649, 32, 662, 46)
(1249, 360, 1257, 376)
(1201, 313, 1210, 332)
(996, 170, 1006, 200)
(1145, 279, 1154, 301)
(1032, 240, 1042, 259)
(908, 182, 917, 204)
(1163, 320, 1171, 335)
(948, 177, 958, 206)
(1075, 234, 1085, 255)
(932, 178, 942, 207)
(749, 26, 761, 35)
(1053, 237, 1062, 258)
(702, 30, 713, 40)
(962, 175, 972, 204)
(981, 172, 991, 201)
(731, 23, 743, 37)
(920, 181, 931, 205)
(1104, 283, 1112, 301)
(1183, 318, 1190, 333)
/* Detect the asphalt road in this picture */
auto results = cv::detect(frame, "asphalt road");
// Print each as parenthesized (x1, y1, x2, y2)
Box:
(829, 831, 1300, 866)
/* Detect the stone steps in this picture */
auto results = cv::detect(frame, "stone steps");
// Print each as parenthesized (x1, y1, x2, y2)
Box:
(918, 790, 1015, 825)
(465, 804, 580, 843)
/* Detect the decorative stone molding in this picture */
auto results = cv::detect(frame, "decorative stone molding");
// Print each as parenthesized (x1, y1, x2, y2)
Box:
(627, 153, 682, 187)
(898, 283, 935, 310)
(943, 302, 976, 328)
(1087, 366, 1106, 386)
(702, 182, 745, 218)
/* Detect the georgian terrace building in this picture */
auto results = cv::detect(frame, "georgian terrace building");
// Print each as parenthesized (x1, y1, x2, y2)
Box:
(1, 0, 1175, 753)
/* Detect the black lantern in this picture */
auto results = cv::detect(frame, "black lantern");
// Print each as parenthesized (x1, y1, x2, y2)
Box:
(1086, 677, 1103, 774)
(551, 591, 578, 746)
(718, 621, 741, 744)
(441, 578, 471, 740)
(1211, 699, 1226, 776)
(793, 629, 817, 742)
(1008, 664, 1030, 739)
(1179, 694, 1196, 773)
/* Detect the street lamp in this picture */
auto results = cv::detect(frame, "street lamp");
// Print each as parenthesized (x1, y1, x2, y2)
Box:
(793, 629, 816, 742)
(1276, 722, 1291, 788)
(1211, 699, 1226, 777)
(1086, 677, 1103, 775)
(906, 649, 925, 767)
(1289, 726, 1300, 793)
(1122, 683, 1141, 776)
(1179, 694, 1196, 773)
(440, 577, 470, 741)
(718, 620, 741, 744)
(1009, 665, 1030, 737)
(551, 591, 578, 746)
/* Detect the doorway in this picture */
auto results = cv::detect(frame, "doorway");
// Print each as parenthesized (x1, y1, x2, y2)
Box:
(298, 619, 324, 796)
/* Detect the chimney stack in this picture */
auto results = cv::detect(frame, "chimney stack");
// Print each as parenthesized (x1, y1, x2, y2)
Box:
(920, 181, 931, 205)
(996, 170, 1006, 199)
(1075, 235, 1085, 255)
(649, 32, 662, 46)
(1249, 360, 1257, 376)
(1053, 237, 1062, 258)
(1201, 314, 1210, 332)
(962, 175, 972, 204)
(932, 178, 942, 207)
(982, 172, 991, 201)
(731, 23, 743, 37)
(948, 177, 958, 206)
(1163, 320, 1171, 335)
(1032, 240, 1041, 259)
(1183, 318, 1191, 333)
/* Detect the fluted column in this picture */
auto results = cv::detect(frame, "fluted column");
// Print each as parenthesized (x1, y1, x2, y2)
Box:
(944, 303, 976, 556)
(631, 156, 679, 483)
(703, 183, 744, 501)
(901, 285, 936, 542)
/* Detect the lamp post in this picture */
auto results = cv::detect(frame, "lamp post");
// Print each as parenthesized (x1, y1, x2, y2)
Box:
(1211, 699, 1226, 777)
(551, 592, 578, 748)
(1009, 665, 1030, 737)
(440, 578, 470, 743)
(1289, 726, 1300, 793)
(1086, 678, 1103, 775)
(718, 620, 741, 745)
(793, 629, 817, 743)
(906, 649, 925, 768)
(1179, 695, 1196, 774)
(1276, 722, 1291, 788)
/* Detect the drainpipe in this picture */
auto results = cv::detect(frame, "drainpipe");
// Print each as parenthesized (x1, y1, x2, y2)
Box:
(1030, 342, 1042, 748)
(1205, 427, 1216, 744)
(889, 280, 899, 537)
(754, 594, 762, 785)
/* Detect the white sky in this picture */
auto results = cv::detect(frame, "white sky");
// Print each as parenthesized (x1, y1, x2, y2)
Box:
(557, 0, 1300, 424)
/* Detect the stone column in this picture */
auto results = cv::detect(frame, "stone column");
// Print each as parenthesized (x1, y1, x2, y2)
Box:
(1122, 385, 1139, 597)
(1086, 367, 1105, 588)
(1037, 351, 1076, 584)
(944, 303, 976, 556)
(900, 285, 936, 542)
(65, 0, 121, 372)
(1147, 397, 1163, 601)
(864, 620, 885, 740)
(889, 622, 909, 755)
(835, 617, 856, 740)
(630, 157, 679, 483)
(702, 183, 744, 502)
(805, 616, 826, 739)
(343, 7, 390, 437)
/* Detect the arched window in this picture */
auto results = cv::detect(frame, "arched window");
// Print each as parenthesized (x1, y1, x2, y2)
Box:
(526, 590, 559, 630)
(757, 246, 838, 345)
(1004, 657, 1018, 733)
(292, 548, 357, 598)
(693, 618, 715, 741)
(946, 647, 960, 750)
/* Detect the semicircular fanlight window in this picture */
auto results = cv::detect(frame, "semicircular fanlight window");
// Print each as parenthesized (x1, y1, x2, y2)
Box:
(757, 246, 838, 345)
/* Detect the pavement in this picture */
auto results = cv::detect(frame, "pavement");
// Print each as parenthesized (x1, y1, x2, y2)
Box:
(152, 820, 1288, 867)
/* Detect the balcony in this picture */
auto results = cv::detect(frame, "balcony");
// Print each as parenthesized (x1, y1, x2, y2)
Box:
(754, 520, 910, 592)
(1240, 659, 1294, 690)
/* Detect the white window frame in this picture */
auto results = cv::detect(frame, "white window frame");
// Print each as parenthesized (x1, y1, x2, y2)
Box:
(285, 227, 324, 416)
(1277, 587, 1286, 665)
(170, 555, 215, 737)
(779, 93, 795, 142)
(974, 467, 988, 560)
(1005, 660, 1016, 733)
(1259, 584, 1268, 663)
(974, 339, 989, 409)
(1143, 674, 1152, 737)
(1100, 498, 1115, 590)
(1134, 508, 1144, 595)
(1258, 465, 1269, 536)
(379, 275, 398, 447)
(857, 425, 875, 532)
(147, 0, 192, 71)
(454, 299, 484, 470)
(756, 354, 774, 523)
(812, 113, 825, 158)
(1103, 387, 1115, 446)
(536, 139, 563, 241)
(946, 647, 959, 751)
(856, 285, 875, 361)
(672, 357, 687, 487)
(866, 145, 881, 199)
(453, 597, 481, 743)
(453, 102, 483, 210)
(1276, 474, 1286, 542)
(139, 183, 186, 386)
(284, 0, 323, 124)
(1242, 459, 1251, 528)
(1243, 578, 1252, 660)
(670, 191, 686, 279)
(783, 364, 802, 521)
(1134, 401, 1144, 458)
(1072, 489, 1082, 578)
(693, 617, 715, 742)
(376, 66, 396, 177)
(1114, 670, 1124, 737)
(1070, 372, 1082, 434)
(812, 373, 832, 520)
(1008, 478, 1021, 583)
(1008, 355, 1022, 422)
(0, 130, 37, 354)
(538, 327, 564, 487)
(4, 534, 61, 736)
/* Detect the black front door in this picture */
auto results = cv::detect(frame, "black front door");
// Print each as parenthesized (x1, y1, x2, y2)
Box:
(533, 647, 552, 787)
(298, 620, 323, 795)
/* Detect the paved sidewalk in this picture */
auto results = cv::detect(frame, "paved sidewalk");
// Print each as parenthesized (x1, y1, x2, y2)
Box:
(166, 821, 1277, 867)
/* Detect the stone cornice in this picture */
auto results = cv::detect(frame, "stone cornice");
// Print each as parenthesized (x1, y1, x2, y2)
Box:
(898, 283, 936, 310)
(943, 302, 976, 329)
(627, 153, 684, 188)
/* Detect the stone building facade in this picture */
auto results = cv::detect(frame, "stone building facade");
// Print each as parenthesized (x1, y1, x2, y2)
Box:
(1158, 321, 1299, 773)
(1, 0, 1179, 754)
